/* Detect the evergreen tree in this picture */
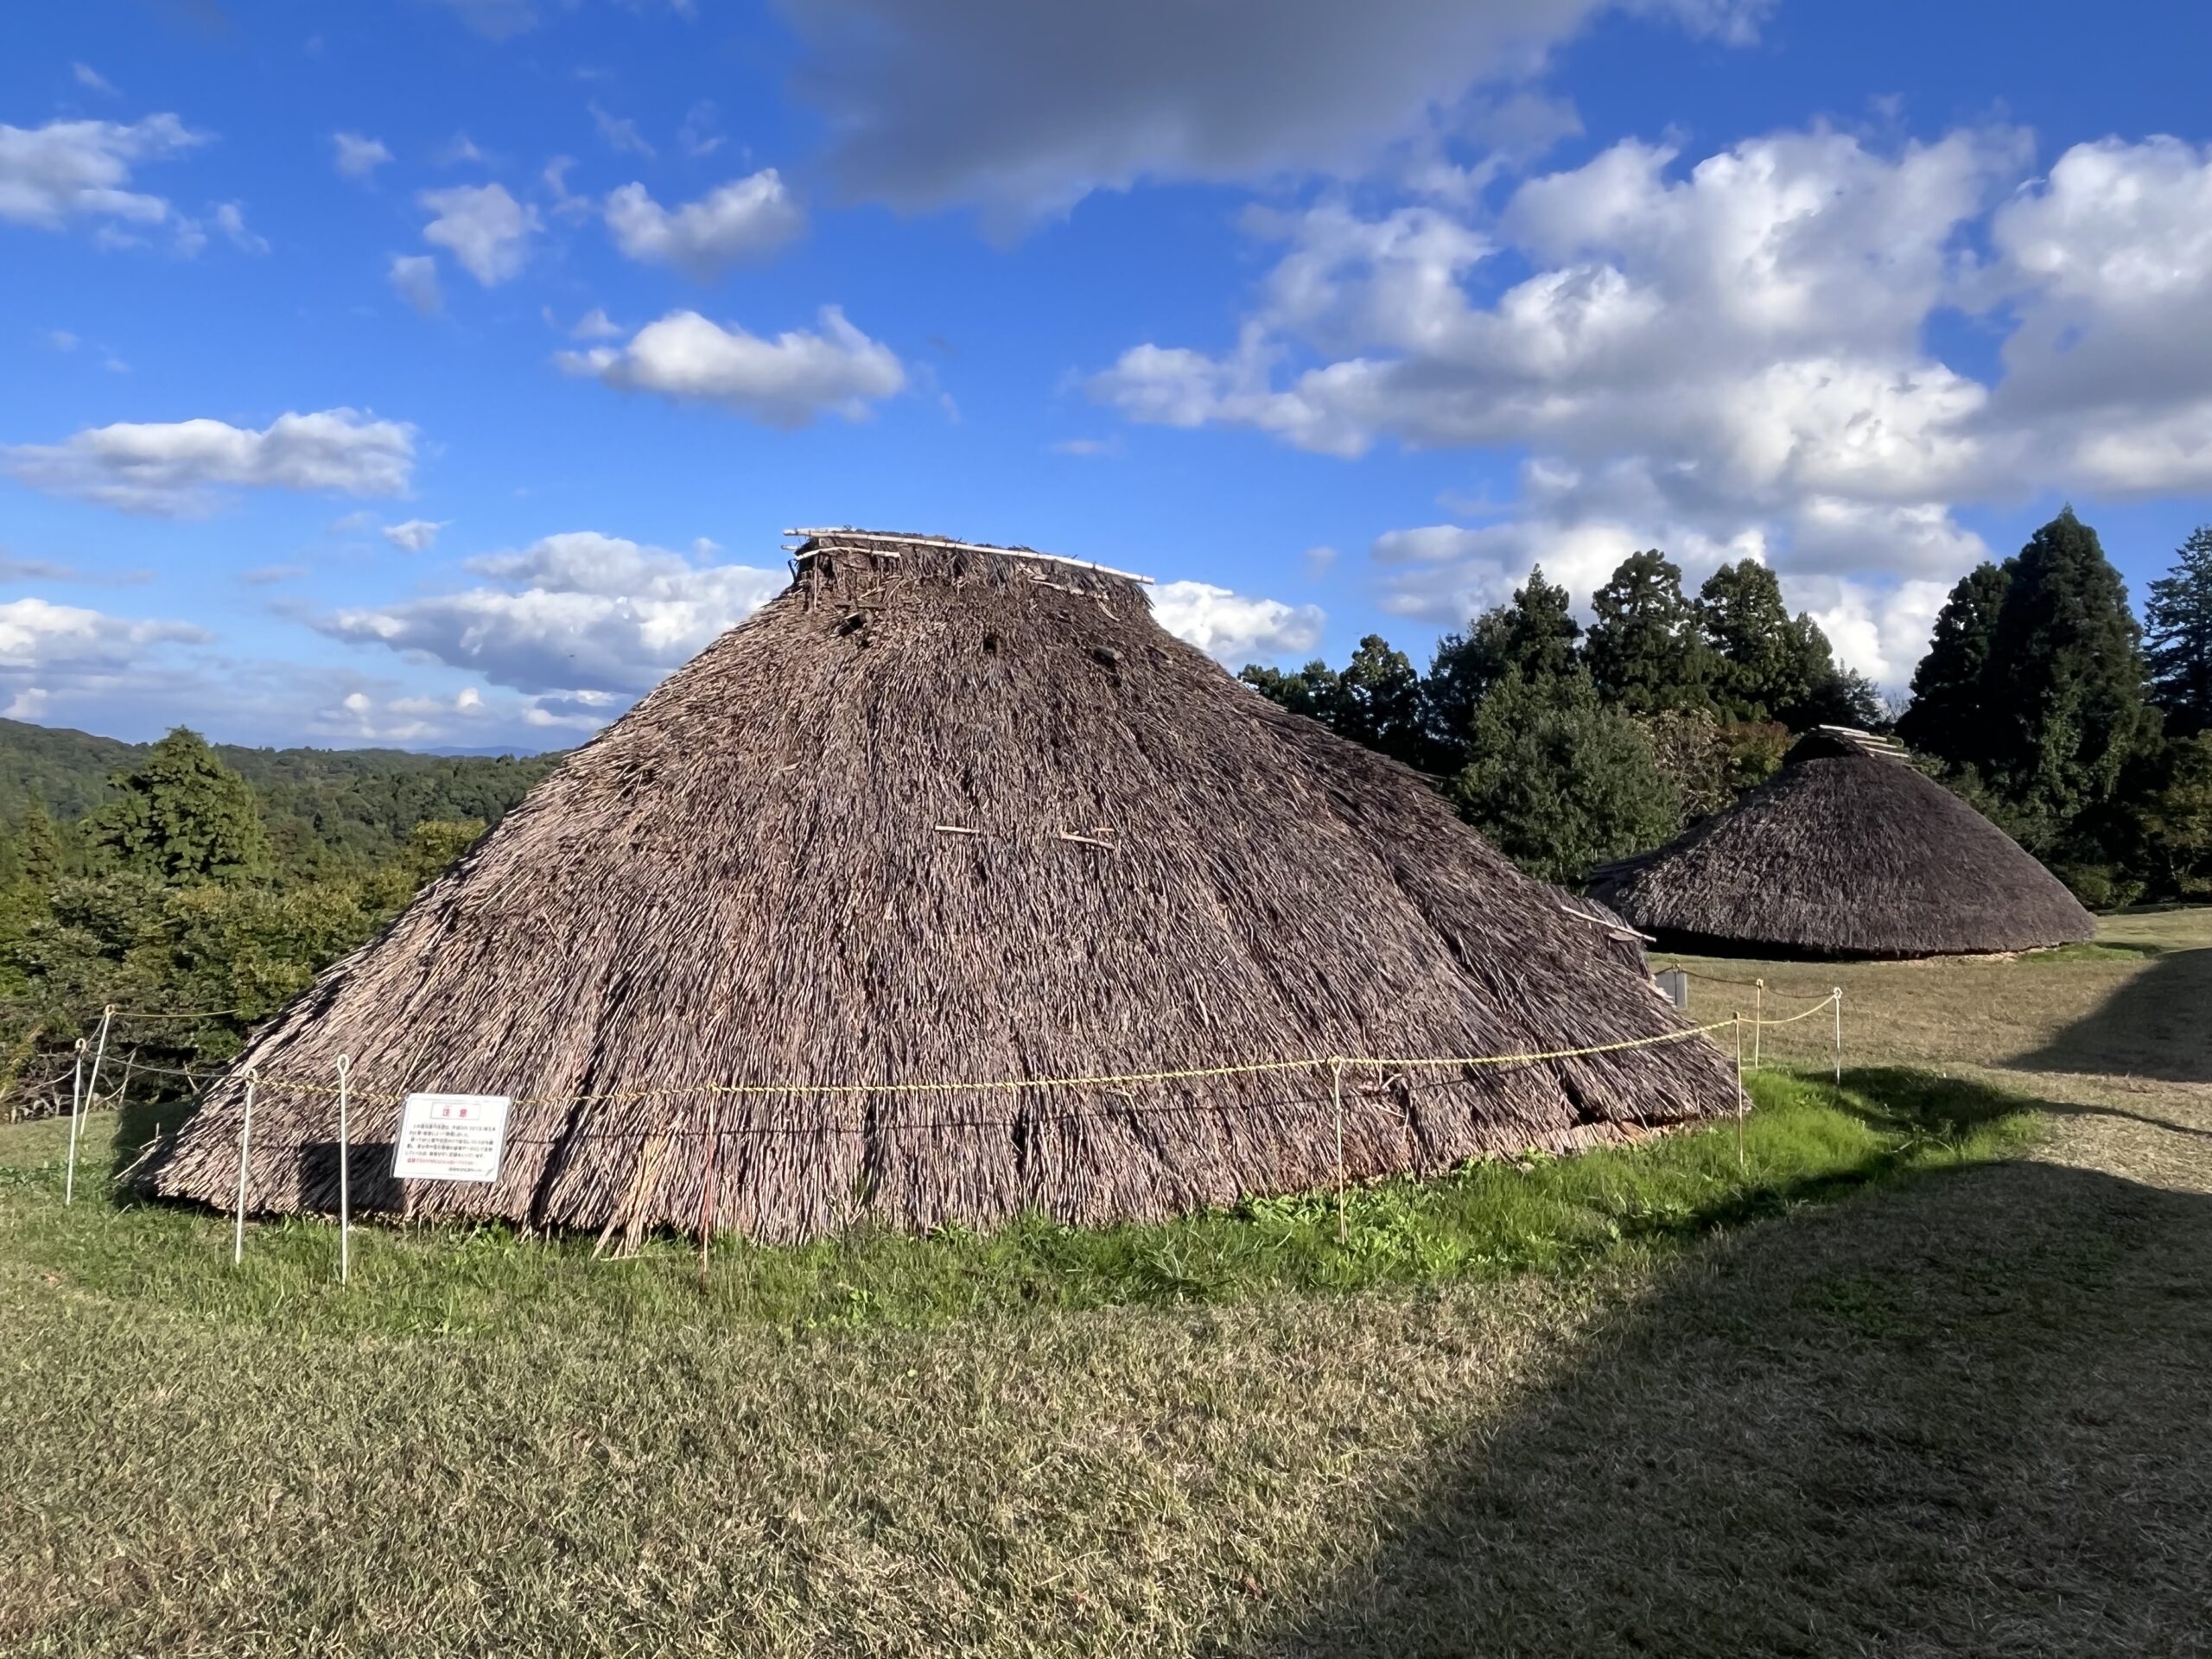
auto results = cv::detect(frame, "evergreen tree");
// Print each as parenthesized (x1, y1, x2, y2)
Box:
(86, 727, 270, 885)
(2143, 734, 2212, 897)
(1446, 670, 1682, 883)
(1695, 561, 1880, 729)
(1333, 634, 1429, 768)
(1421, 566, 1581, 766)
(13, 797, 64, 889)
(1238, 660, 1343, 725)
(1585, 550, 1714, 715)
(2145, 524, 2212, 738)
(1982, 510, 2160, 838)
(1696, 562, 1797, 720)
(1898, 561, 2013, 765)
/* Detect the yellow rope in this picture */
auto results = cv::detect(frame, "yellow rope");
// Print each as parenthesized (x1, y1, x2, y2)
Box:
(126, 1013, 1770, 1106)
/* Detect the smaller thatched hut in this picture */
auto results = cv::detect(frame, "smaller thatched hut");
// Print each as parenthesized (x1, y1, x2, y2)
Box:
(1587, 727, 2095, 959)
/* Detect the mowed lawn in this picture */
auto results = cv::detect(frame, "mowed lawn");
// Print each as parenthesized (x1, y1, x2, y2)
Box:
(3, 911, 2209, 1657)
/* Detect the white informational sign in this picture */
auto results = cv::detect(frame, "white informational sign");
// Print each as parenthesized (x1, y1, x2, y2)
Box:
(392, 1093, 512, 1184)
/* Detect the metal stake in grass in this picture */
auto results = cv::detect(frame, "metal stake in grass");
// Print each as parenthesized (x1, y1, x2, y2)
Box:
(1833, 988, 1844, 1084)
(64, 1039, 86, 1206)
(232, 1069, 259, 1268)
(335, 1055, 352, 1286)
(1733, 1014, 1745, 1169)
(1332, 1058, 1346, 1246)
(1753, 979, 1763, 1070)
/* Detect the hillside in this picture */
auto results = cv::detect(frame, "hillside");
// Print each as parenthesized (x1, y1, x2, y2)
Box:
(0, 718, 565, 871)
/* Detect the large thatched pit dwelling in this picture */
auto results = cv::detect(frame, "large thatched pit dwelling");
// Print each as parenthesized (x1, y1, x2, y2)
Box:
(139, 530, 1736, 1246)
(1588, 727, 2096, 960)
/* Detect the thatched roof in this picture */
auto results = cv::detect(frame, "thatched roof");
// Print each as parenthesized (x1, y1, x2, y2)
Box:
(1588, 727, 2096, 959)
(139, 530, 1734, 1245)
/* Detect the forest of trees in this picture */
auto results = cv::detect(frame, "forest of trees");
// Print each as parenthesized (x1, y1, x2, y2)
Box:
(0, 728, 553, 1116)
(1242, 512, 2212, 905)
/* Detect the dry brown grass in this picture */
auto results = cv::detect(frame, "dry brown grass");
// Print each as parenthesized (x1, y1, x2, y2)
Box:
(1, 909, 2206, 1656)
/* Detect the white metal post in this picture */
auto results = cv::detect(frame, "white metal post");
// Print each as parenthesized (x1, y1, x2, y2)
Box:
(232, 1071, 258, 1268)
(335, 1055, 351, 1286)
(1833, 988, 1843, 1084)
(64, 1039, 86, 1206)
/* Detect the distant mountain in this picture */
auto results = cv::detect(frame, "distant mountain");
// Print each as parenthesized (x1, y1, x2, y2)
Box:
(0, 718, 566, 872)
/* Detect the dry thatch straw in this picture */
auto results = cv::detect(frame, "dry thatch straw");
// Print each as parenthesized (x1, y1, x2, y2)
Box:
(138, 531, 1736, 1245)
(1589, 726, 2097, 960)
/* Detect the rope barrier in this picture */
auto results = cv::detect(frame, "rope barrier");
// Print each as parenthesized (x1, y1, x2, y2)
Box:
(117, 1017, 1749, 1108)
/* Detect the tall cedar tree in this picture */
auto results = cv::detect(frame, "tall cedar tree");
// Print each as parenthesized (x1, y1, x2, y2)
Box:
(1333, 635, 1430, 769)
(1422, 565, 1581, 768)
(1585, 550, 1714, 715)
(1695, 560, 1884, 729)
(1983, 510, 2159, 835)
(86, 727, 271, 885)
(1898, 561, 2013, 765)
(2145, 525, 2212, 738)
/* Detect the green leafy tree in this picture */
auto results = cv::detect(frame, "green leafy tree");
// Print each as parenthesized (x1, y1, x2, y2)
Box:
(1695, 562, 1798, 720)
(1446, 670, 1682, 883)
(13, 797, 65, 889)
(2143, 733, 2212, 897)
(1238, 661, 1343, 724)
(1696, 561, 1880, 729)
(1422, 566, 1582, 767)
(1585, 550, 1714, 715)
(1333, 634, 1429, 768)
(86, 727, 270, 886)
(1982, 510, 2160, 842)
(2146, 524, 2212, 739)
(1898, 561, 2013, 765)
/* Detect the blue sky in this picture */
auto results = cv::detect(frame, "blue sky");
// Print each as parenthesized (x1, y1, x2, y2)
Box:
(4, 0, 2211, 751)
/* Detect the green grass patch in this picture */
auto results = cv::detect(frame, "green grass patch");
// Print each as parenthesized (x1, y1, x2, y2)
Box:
(2024, 939, 2167, 963)
(0, 1067, 2040, 1339)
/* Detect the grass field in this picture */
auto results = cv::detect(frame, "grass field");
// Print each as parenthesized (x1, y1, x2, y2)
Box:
(3, 908, 2209, 1656)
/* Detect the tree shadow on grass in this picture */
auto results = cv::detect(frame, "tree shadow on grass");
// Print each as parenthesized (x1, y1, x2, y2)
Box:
(1254, 1077, 2212, 1657)
(2008, 946, 2212, 1084)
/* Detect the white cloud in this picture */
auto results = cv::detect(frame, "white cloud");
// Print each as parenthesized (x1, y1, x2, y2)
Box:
(1149, 581, 1324, 664)
(590, 101, 655, 159)
(314, 530, 785, 699)
(559, 307, 905, 426)
(569, 305, 623, 339)
(47, 329, 79, 353)
(73, 64, 118, 97)
(333, 131, 393, 180)
(603, 171, 804, 279)
(382, 518, 449, 552)
(780, 0, 1766, 226)
(677, 100, 723, 159)
(436, 132, 491, 168)
(0, 113, 206, 233)
(419, 182, 537, 284)
(1085, 124, 2212, 685)
(3, 409, 417, 518)
(0, 597, 210, 715)
(389, 253, 443, 316)
(213, 201, 269, 254)
(1050, 436, 1121, 457)
(542, 155, 592, 219)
